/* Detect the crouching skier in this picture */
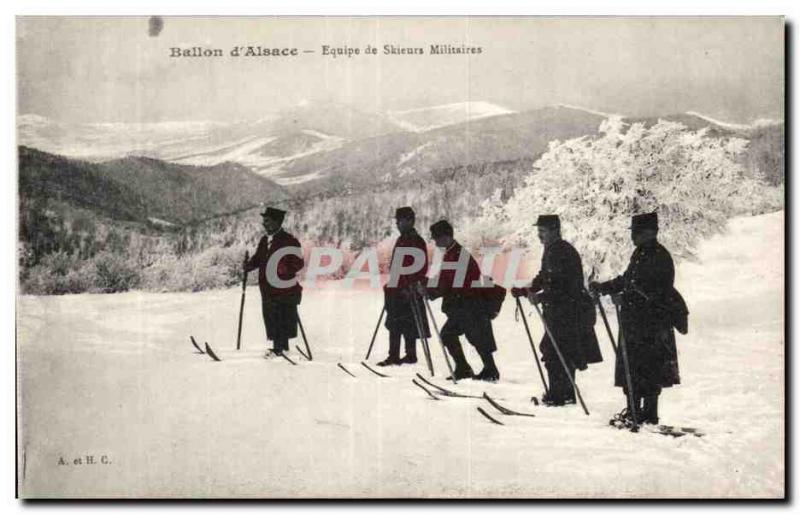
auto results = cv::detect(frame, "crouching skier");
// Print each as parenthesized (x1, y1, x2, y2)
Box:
(245, 207, 305, 357)
(418, 220, 500, 382)
(511, 215, 602, 406)
(378, 206, 431, 367)
(589, 212, 685, 427)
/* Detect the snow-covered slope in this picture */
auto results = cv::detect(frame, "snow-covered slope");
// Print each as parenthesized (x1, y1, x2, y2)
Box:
(17, 113, 224, 161)
(17, 211, 784, 497)
(685, 111, 784, 132)
(16, 103, 401, 185)
(388, 101, 513, 132)
(20, 104, 783, 192)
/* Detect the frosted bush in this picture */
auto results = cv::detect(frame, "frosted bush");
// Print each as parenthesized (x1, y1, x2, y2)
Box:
(477, 117, 782, 278)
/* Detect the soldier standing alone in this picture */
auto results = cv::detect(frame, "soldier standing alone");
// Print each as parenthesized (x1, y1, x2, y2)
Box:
(378, 207, 431, 367)
(512, 215, 602, 406)
(245, 207, 305, 357)
(589, 212, 682, 426)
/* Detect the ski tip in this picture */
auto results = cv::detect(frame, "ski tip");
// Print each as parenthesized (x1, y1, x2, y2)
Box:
(337, 362, 356, 377)
(530, 396, 539, 406)
(476, 406, 504, 426)
(360, 361, 389, 378)
(279, 353, 298, 366)
(411, 379, 440, 400)
(204, 342, 221, 362)
(189, 335, 205, 354)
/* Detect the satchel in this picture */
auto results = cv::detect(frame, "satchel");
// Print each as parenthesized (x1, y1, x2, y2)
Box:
(668, 287, 689, 335)
(481, 276, 506, 320)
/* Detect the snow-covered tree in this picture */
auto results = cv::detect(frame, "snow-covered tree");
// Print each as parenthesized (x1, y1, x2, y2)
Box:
(477, 117, 778, 277)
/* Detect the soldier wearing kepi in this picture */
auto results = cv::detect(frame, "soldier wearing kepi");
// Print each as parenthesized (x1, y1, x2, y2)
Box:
(511, 215, 602, 406)
(378, 207, 431, 367)
(245, 207, 305, 357)
(589, 212, 681, 426)
(420, 220, 500, 381)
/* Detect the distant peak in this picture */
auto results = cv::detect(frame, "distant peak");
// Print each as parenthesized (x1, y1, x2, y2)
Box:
(390, 101, 512, 116)
(684, 111, 755, 130)
(555, 104, 620, 118)
(387, 101, 513, 133)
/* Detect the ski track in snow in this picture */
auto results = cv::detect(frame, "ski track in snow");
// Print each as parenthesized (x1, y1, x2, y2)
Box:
(16, 211, 784, 498)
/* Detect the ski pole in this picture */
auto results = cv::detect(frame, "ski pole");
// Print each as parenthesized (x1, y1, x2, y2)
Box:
(594, 296, 618, 355)
(515, 297, 549, 397)
(531, 302, 590, 416)
(409, 289, 434, 376)
(236, 251, 249, 350)
(420, 290, 458, 384)
(408, 293, 432, 375)
(587, 267, 617, 355)
(297, 313, 312, 360)
(364, 306, 385, 360)
(614, 302, 639, 431)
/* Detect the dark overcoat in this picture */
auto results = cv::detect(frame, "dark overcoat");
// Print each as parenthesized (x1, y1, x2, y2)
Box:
(246, 229, 304, 341)
(527, 239, 603, 371)
(596, 240, 681, 393)
(384, 228, 431, 337)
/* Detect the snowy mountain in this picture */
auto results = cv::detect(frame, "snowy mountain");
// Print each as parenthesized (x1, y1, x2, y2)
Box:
(17, 113, 225, 162)
(17, 102, 404, 185)
(18, 104, 784, 190)
(388, 101, 513, 132)
(276, 105, 610, 192)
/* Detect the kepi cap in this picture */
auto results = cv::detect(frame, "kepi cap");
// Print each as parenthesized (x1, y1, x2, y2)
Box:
(630, 212, 658, 231)
(394, 206, 415, 219)
(260, 207, 286, 223)
(534, 214, 561, 230)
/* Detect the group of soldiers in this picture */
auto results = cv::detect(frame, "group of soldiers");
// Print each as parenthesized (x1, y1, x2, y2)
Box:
(245, 205, 683, 427)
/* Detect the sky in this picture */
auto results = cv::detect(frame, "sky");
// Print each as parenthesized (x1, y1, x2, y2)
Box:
(17, 16, 784, 124)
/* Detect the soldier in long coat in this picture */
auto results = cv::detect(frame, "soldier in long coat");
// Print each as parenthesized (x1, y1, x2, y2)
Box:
(245, 207, 305, 356)
(421, 220, 499, 381)
(589, 212, 681, 425)
(378, 207, 431, 366)
(512, 215, 602, 406)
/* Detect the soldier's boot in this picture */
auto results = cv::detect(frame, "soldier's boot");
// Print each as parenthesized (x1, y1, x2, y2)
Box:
(642, 394, 660, 425)
(562, 366, 577, 404)
(272, 339, 289, 355)
(473, 349, 500, 382)
(400, 334, 417, 364)
(623, 393, 642, 420)
(544, 364, 567, 406)
(378, 331, 402, 366)
(443, 337, 474, 380)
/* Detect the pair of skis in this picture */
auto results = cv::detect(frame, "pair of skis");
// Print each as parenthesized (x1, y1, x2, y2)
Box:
(231, 250, 313, 362)
(411, 373, 536, 426)
(190, 336, 230, 363)
(335, 361, 388, 378)
(190, 335, 300, 366)
(189, 335, 224, 361)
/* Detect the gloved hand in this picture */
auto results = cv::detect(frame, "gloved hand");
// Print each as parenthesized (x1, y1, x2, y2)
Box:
(510, 287, 527, 298)
(528, 292, 544, 305)
(588, 281, 601, 293)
